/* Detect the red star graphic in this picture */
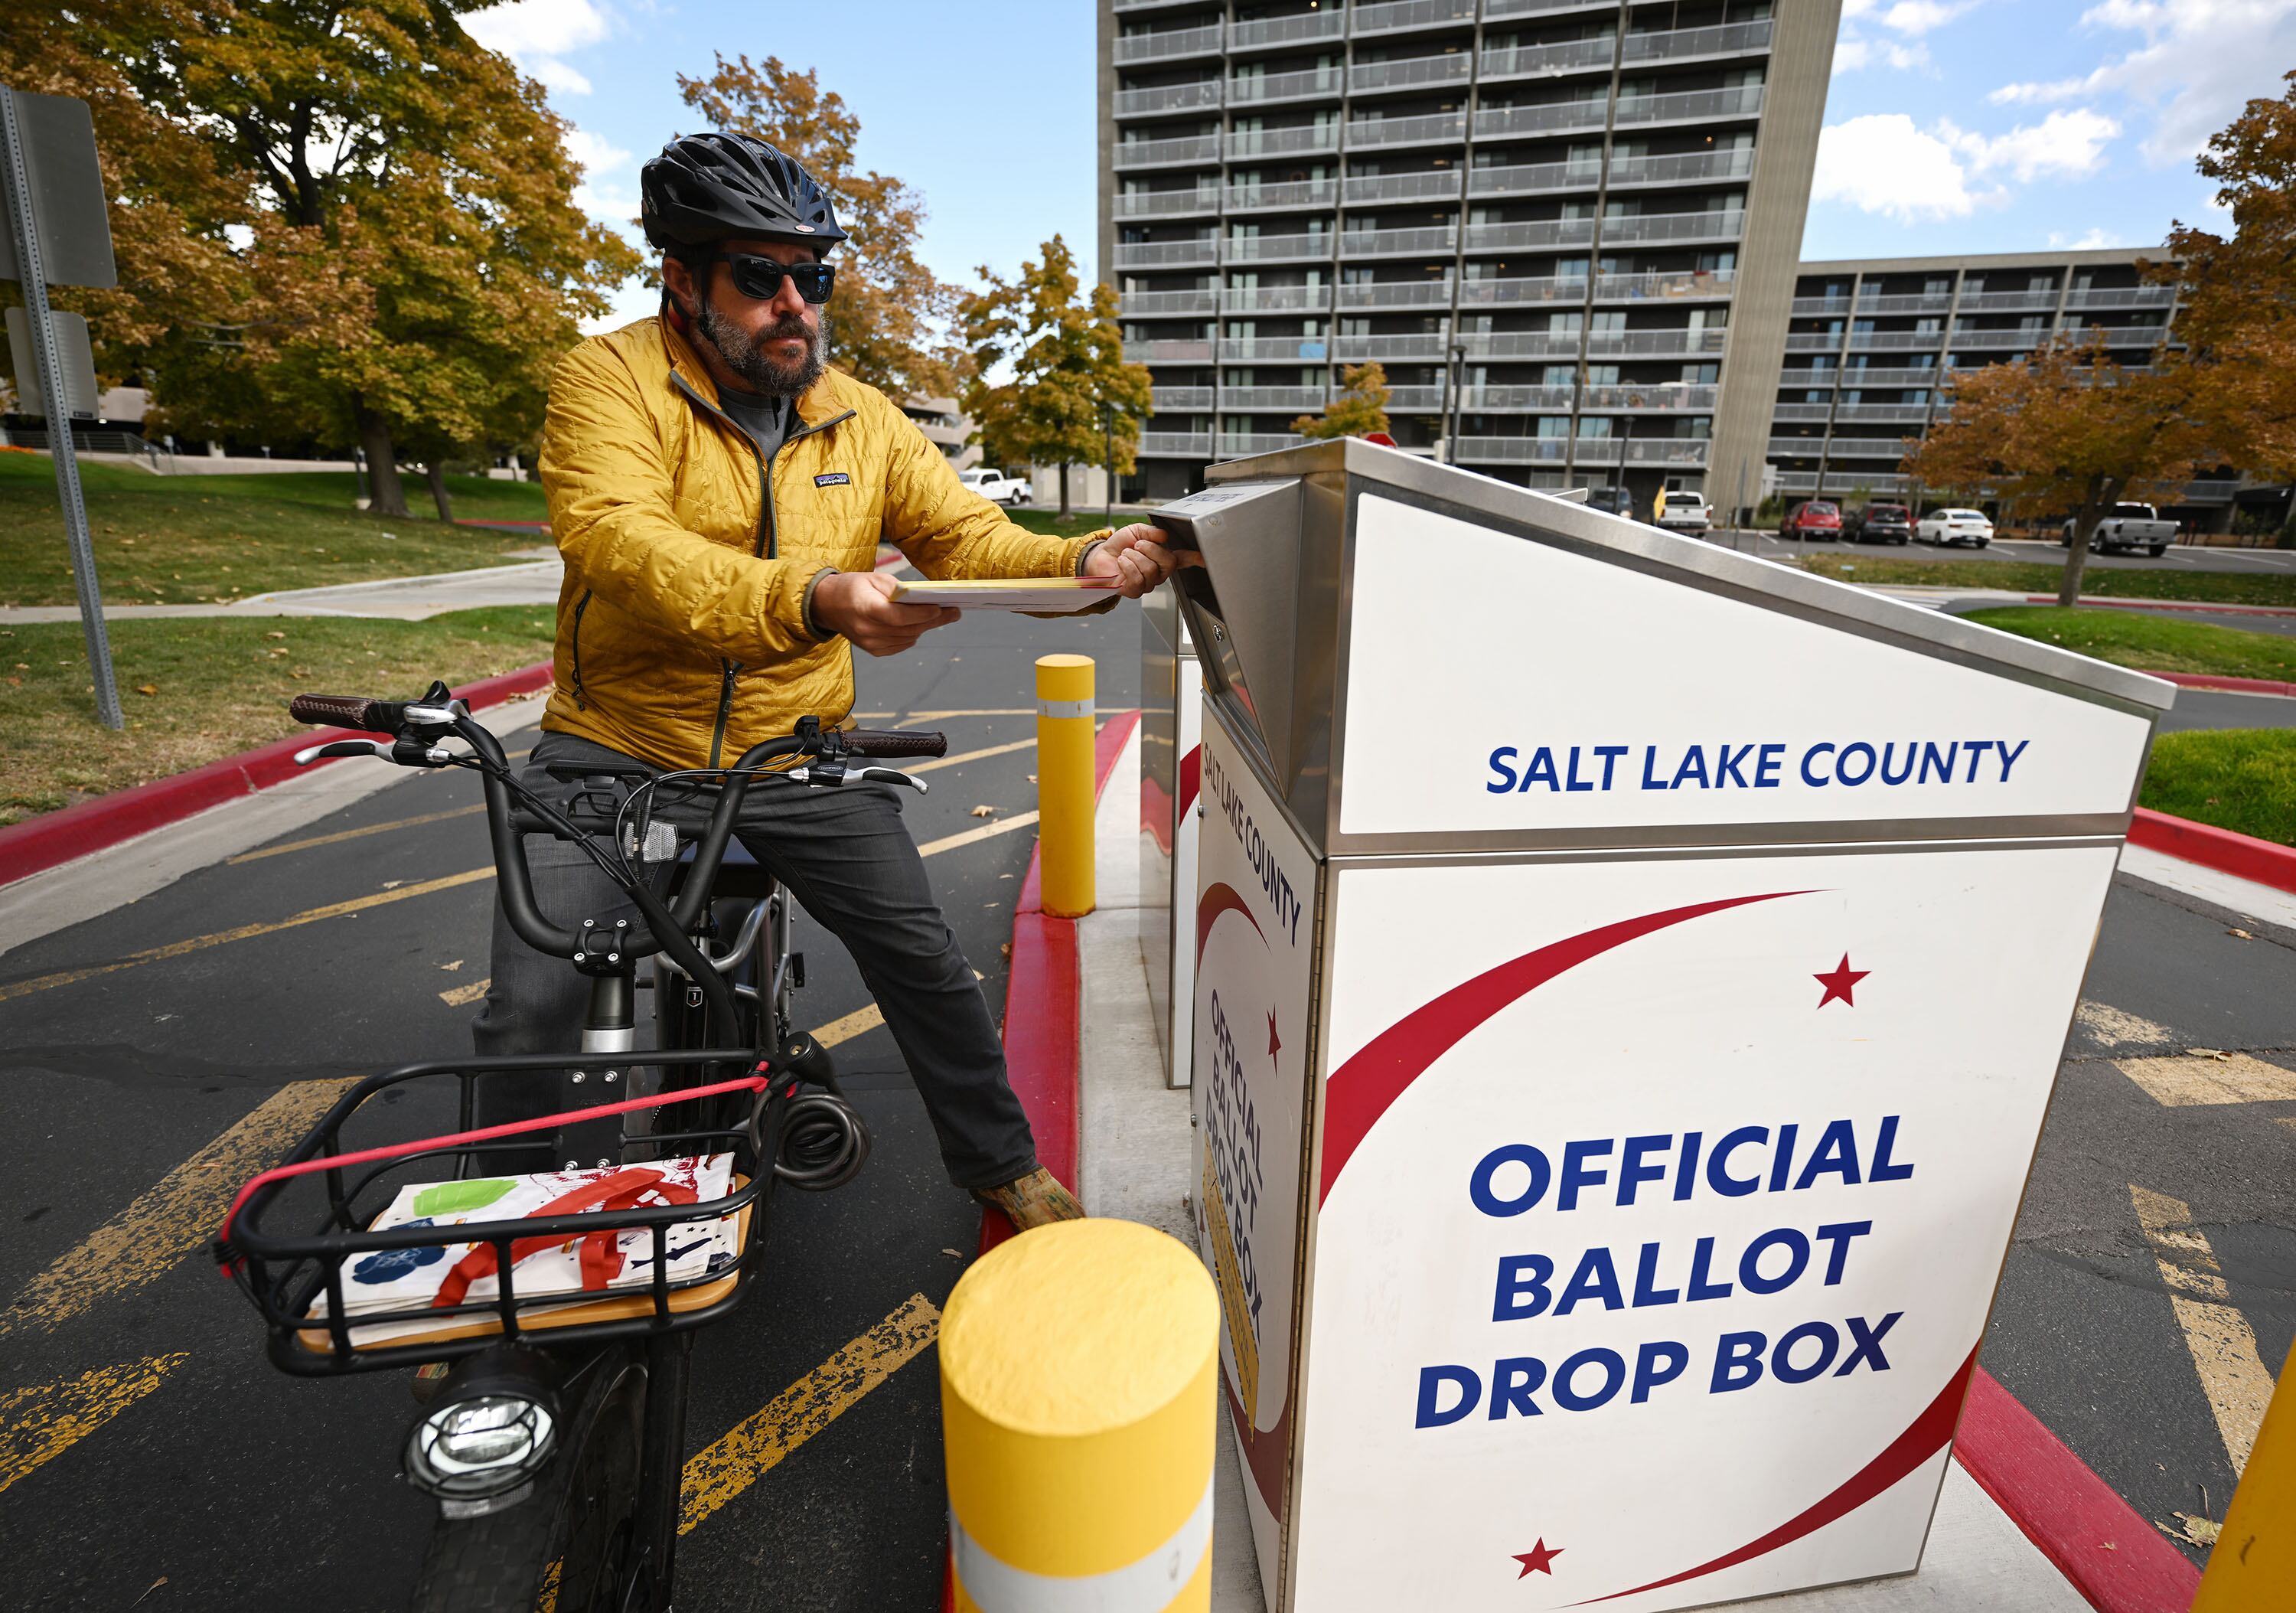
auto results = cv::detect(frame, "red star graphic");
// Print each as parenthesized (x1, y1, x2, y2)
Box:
(1513, 1539, 1563, 1578)
(1267, 1010, 1282, 1060)
(1814, 953, 1870, 1009)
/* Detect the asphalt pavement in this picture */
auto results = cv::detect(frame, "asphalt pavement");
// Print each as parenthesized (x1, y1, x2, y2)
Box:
(0, 591, 2288, 1608)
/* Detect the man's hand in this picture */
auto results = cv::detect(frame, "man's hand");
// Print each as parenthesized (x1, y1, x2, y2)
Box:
(810, 569, 960, 657)
(1085, 523, 1201, 598)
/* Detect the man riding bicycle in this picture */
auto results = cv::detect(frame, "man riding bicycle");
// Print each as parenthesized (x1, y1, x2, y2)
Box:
(472, 131, 1182, 1229)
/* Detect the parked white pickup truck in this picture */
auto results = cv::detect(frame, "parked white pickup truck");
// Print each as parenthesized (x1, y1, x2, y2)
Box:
(960, 467, 1031, 508)
(2066, 502, 2176, 557)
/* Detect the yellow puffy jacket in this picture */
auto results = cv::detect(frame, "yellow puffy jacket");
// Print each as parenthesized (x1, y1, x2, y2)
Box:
(536, 314, 1104, 771)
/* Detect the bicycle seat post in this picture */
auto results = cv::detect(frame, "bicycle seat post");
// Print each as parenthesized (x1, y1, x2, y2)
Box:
(560, 916, 639, 1171)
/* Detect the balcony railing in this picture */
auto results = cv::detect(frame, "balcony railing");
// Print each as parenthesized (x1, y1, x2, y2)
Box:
(1833, 404, 1933, 424)
(1350, 54, 1473, 93)
(2182, 478, 2239, 502)
(1227, 67, 1343, 106)
(1115, 80, 1223, 117)
(1351, 0, 1477, 36)
(1345, 170, 1463, 204)
(1594, 268, 1734, 301)
(1116, 134, 1221, 169)
(1222, 387, 1329, 410)
(1222, 231, 1335, 262)
(1116, 188, 1221, 220)
(1790, 296, 1853, 316)
(1226, 124, 1341, 158)
(1771, 403, 1833, 423)
(1115, 238, 1220, 269)
(1224, 178, 1338, 211)
(1339, 278, 1455, 310)
(1228, 9, 1345, 50)
(1766, 437, 1826, 457)
(1852, 292, 1955, 315)
(1341, 224, 1459, 257)
(1845, 329, 1949, 350)
(1567, 438, 1623, 464)
(1623, 438, 1711, 465)
(1479, 37, 1616, 80)
(1587, 326, 1728, 357)
(1455, 275, 1587, 307)
(1466, 218, 1596, 252)
(1622, 18, 1774, 63)
(1455, 329, 1583, 358)
(1151, 387, 1215, 411)
(1954, 289, 2058, 313)
(2053, 322, 2177, 346)
(1482, 0, 1623, 18)
(1345, 111, 1469, 149)
(1224, 283, 1335, 313)
(1114, 23, 1224, 64)
(1941, 327, 2047, 349)
(1473, 99, 1609, 139)
(1215, 433, 1308, 457)
(1820, 436, 1918, 459)
(1782, 364, 1942, 387)
(1606, 148, 1756, 188)
(1139, 430, 1213, 457)
(1468, 159, 1603, 198)
(1120, 289, 1219, 317)
(2064, 284, 2175, 310)
(1221, 336, 1336, 362)
(1600, 209, 1745, 245)
(1334, 331, 1454, 361)
(1785, 331, 1845, 351)
(1453, 436, 1572, 463)
(1579, 383, 1718, 411)
(1613, 84, 1765, 126)
(1456, 384, 1577, 410)
(1124, 339, 1215, 363)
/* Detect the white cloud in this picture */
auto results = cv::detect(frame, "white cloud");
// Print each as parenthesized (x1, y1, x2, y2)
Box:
(464, 0, 612, 96)
(563, 125, 637, 219)
(1813, 114, 1988, 221)
(1945, 106, 2121, 179)
(2048, 227, 2125, 247)
(1874, 0, 1974, 34)
(1834, 35, 1932, 73)
(1990, 0, 2296, 164)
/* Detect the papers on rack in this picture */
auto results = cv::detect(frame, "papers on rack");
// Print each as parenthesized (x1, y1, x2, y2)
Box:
(889, 576, 1124, 612)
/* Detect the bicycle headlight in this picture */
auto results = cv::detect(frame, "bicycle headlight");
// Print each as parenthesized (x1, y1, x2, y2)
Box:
(405, 1392, 557, 1503)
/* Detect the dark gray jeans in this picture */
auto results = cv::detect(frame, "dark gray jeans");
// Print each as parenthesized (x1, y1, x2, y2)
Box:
(471, 731, 1038, 1189)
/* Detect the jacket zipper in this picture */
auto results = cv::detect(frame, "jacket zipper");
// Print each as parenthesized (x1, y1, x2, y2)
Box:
(668, 372, 856, 764)
(569, 589, 593, 710)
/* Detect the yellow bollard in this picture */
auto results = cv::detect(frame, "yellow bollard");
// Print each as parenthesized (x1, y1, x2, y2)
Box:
(1035, 654, 1097, 919)
(941, 1219, 1218, 1612)
(2193, 1343, 2294, 1611)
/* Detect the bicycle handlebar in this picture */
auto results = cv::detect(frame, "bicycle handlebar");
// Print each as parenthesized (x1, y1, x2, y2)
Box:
(287, 693, 407, 733)
(843, 728, 948, 759)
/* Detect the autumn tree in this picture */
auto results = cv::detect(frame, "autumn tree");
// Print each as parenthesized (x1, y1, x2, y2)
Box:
(1293, 363, 1391, 440)
(2155, 70, 2296, 541)
(1903, 341, 2220, 606)
(677, 54, 963, 401)
(959, 235, 1151, 518)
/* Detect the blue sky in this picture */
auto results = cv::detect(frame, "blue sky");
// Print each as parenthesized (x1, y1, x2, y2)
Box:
(464, 0, 2294, 325)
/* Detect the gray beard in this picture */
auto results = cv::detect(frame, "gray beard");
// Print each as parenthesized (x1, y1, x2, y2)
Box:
(697, 295, 826, 398)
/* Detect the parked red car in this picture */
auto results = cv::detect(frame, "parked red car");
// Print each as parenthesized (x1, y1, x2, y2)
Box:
(1779, 500, 1842, 541)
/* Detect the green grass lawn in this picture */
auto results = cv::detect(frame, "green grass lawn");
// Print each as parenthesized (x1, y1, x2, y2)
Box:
(2141, 729, 2296, 846)
(0, 607, 555, 824)
(1004, 507, 1138, 539)
(1793, 551, 2296, 609)
(1960, 606, 2296, 681)
(0, 452, 549, 608)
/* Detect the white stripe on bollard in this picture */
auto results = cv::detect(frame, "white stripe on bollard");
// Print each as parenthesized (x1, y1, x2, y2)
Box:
(1037, 697, 1095, 721)
(952, 1474, 1213, 1613)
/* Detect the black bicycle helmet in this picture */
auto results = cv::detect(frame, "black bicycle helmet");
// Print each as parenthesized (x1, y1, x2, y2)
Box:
(641, 131, 847, 252)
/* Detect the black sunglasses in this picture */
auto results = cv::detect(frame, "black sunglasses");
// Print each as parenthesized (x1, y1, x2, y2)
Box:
(722, 253, 836, 304)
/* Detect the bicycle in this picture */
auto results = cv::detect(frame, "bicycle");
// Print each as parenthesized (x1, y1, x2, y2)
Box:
(214, 682, 947, 1611)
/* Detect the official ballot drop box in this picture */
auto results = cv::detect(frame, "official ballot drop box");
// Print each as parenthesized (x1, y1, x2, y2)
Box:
(1141, 586, 1204, 1087)
(1148, 442, 2173, 1613)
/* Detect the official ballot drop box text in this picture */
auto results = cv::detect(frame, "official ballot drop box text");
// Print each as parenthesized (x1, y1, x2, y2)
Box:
(1148, 442, 2171, 1613)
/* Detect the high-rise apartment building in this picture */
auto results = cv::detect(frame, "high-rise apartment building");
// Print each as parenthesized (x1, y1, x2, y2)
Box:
(1768, 247, 2239, 526)
(1097, 0, 1841, 509)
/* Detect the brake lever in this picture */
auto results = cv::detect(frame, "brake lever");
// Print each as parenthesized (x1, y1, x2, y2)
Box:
(294, 739, 390, 766)
(782, 763, 928, 795)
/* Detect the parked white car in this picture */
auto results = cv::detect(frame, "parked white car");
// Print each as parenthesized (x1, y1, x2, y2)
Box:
(960, 467, 1031, 507)
(1917, 508, 1994, 547)
(1655, 491, 1712, 536)
(2067, 502, 2176, 557)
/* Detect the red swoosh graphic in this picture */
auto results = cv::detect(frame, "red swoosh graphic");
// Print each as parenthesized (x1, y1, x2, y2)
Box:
(1178, 743, 1203, 818)
(1196, 880, 1265, 966)
(1317, 892, 1808, 1204)
(1575, 1347, 1980, 1604)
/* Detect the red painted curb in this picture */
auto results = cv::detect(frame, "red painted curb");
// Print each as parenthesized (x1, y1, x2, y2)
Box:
(0, 661, 556, 890)
(2128, 805, 2296, 896)
(1954, 1366, 2200, 1613)
(2154, 671, 2296, 698)
(2020, 594, 2296, 619)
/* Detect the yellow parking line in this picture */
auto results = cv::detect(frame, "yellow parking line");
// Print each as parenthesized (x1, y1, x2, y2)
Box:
(0, 866, 497, 1006)
(679, 1293, 941, 1535)
(2130, 1184, 2278, 1474)
(2115, 1053, 2296, 1108)
(1, 1079, 360, 1338)
(0, 1354, 190, 1496)
(228, 805, 485, 864)
(915, 811, 1040, 858)
(910, 737, 1036, 775)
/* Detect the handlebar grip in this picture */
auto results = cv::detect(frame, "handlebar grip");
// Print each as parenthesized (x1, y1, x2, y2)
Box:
(288, 694, 404, 732)
(843, 728, 948, 759)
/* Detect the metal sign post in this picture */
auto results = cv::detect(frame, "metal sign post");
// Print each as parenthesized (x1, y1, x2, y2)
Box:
(1, 87, 121, 729)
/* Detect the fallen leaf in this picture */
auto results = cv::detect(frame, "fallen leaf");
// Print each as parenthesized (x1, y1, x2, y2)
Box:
(970, 805, 996, 818)
(2228, 929, 2253, 941)
(132, 1578, 168, 1607)
(2187, 1048, 2230, 1061)
(1025, 774, 1038, 784)
(135, 684, 158, 696)
(381, 880, 404, 890)
(2158, 1513, 2219, 1547)
(266, 630, 287, 640)
(439, 959, 463, 971)
(999, 942, 1013, 960)
(941, 1248, 964, 1259)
